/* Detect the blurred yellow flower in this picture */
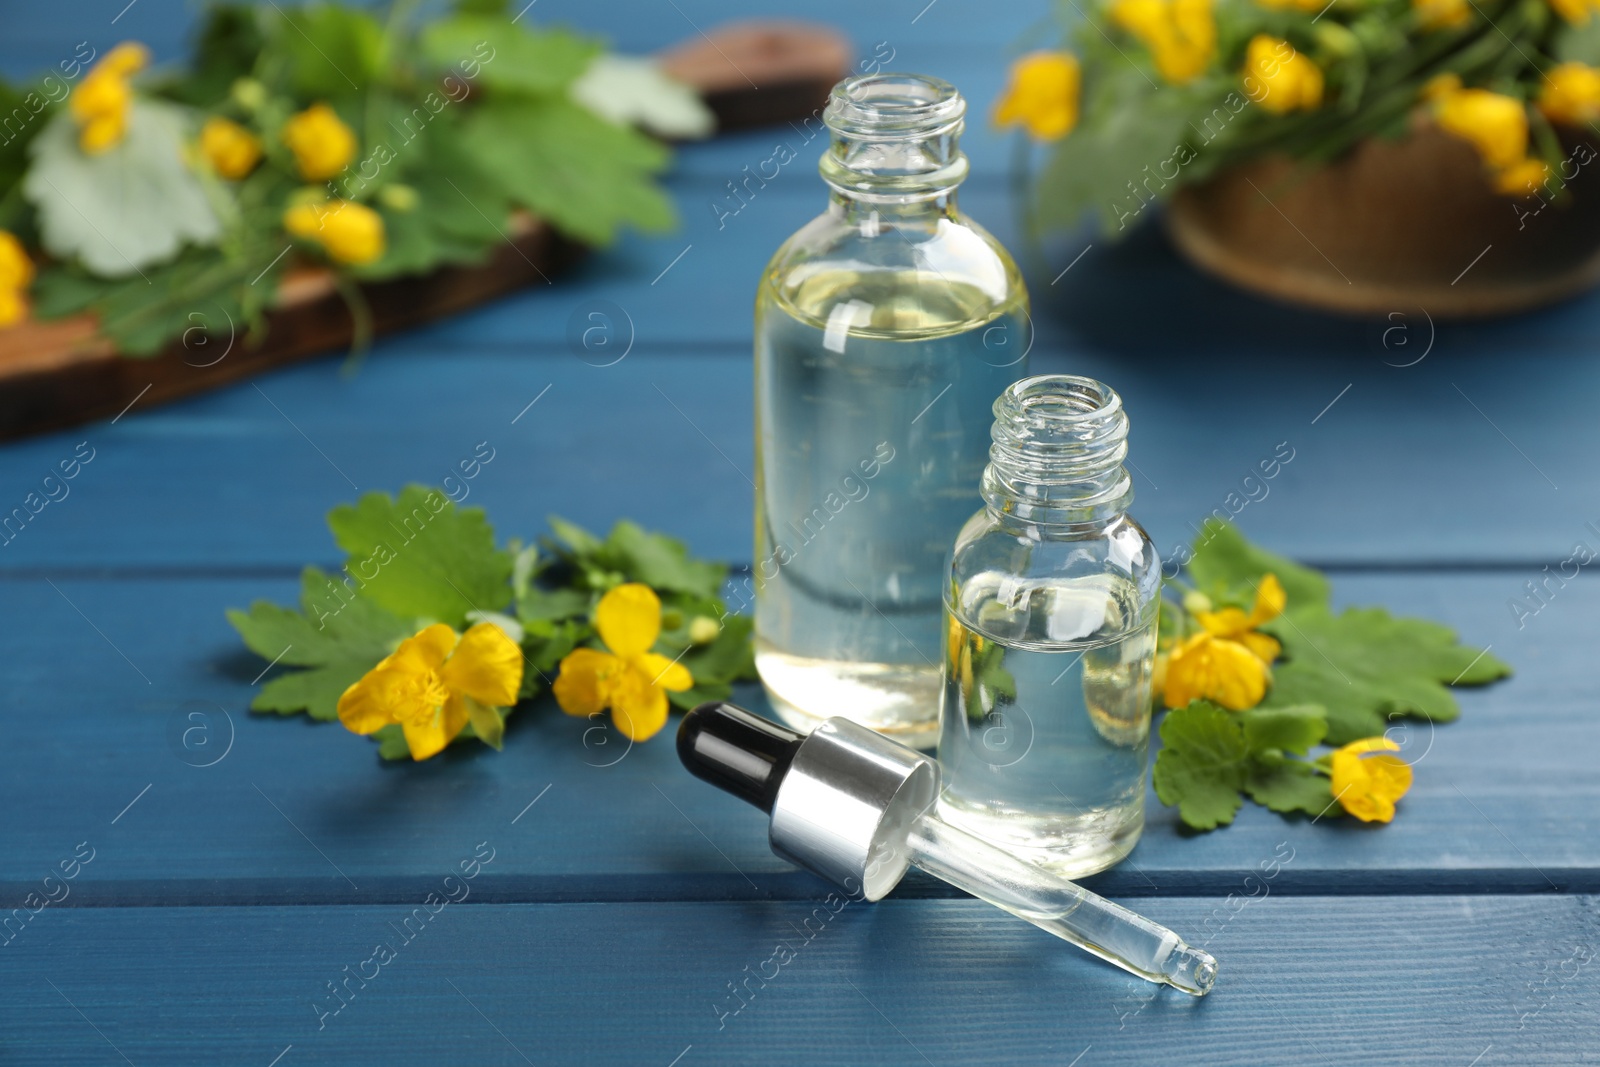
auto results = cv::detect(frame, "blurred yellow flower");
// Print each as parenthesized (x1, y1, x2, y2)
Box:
(338, 622, 524, 760)
(1549, 0, 1600, 23)
(200, 116, 263, 179)
(282, 103, 357, 181)
(994, 52, 1082, 140)
(1414, 0, 1472, 27)
(0, 232, 33, 329)
(1434, 87, 1527, 169)
(1493, 156, 1550, 196)
(1245, 35, 1324, 114)
(1110, 0, 1216, 84)
(0, 231, 34, 291)
(1256, 0, 1325, 10)
(284, 199, 386, 265)
(70, 41, 149, 154)
(553, 583, 693, 742)
(1330, 736, 1413, 823)
(1538, 61, 1600, 125)
(1421, 72, 1463, 101)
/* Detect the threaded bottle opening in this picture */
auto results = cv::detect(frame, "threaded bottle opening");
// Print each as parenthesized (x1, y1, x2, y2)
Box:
(824, 73, 965, 140)
(982, 375, 1132, 524)
(820, 73, 968, 199)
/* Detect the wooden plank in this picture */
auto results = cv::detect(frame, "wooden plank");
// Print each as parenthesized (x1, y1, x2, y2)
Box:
(0, 326, 1592, 571)
(0, 572, 1587, 900)
(1, 896, 1595, 1065)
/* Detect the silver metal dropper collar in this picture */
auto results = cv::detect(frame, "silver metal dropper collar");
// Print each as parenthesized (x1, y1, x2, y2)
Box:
(768, 718, 937, 901)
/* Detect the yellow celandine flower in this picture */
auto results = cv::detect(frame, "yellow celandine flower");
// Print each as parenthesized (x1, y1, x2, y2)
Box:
(338, 622, 524, 761)
(0, 231, 34, 329)
(1538, 61, 1600, 125)
(284, 199, 386, 265)
(1245, 35, 1324, 115)
(553, 583, 694, 742)
(1110, 0, 1216, 85)
(281, 103, 357, 181)
(1549, 0, 1600, 23)
(1329, 736, 1413, 823)
(200, 116, 263, 179)
(1493, 156, 1550, 196)
(1414, 0, 1473, 27)
(993, 52, 1082, 140)
(70, 41, 149, 154)
(1163, 574, 1286, 711)
(1432, 85, 1546, 197)
(1434, 87, 1527, 169)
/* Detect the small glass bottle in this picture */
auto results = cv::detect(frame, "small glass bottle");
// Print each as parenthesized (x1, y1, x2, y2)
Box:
(753, 73, 1029, 746)
(937, 375, 1160, 878)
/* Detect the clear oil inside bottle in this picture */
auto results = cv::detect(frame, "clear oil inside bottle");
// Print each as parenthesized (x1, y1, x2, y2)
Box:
(752, 73, 1029, 745)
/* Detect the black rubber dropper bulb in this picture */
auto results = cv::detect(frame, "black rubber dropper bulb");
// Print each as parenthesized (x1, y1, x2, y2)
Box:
(677, 702, 805, 814)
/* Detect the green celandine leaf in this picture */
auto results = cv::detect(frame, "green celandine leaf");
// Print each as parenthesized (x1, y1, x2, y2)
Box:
(1186, 518, 1330, 610)
(1177, 520, 1511, 744)
(1263, 606, 1511, 745)
(1153, 701, 1334, 830)
(226, 566, 412, 720)
(460, 97, 674, 246)
(327, 485, 514, 627)
(419, 16, 599, 95)
(229, 490, 753, 758)
(544, 516, 728, 601)
(25, 101, 223, 276)
(267, 3, 385, 100)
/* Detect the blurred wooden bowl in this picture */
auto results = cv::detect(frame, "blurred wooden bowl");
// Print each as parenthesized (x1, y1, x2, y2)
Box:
(1165, 119, 1600, 318)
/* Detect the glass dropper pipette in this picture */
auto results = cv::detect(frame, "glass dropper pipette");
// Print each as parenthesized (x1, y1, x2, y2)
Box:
(677, 702, 1217, 995)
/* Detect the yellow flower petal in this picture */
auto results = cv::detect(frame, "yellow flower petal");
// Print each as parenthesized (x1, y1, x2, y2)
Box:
(1236, 630, 1282, 664)
(99, 42, 151, 79)
(1196, 605, 1252, 638)
(441, 622, 524, 707)
(994, 52, 1081, 140)
(1163, 632, 1270, 710)
(282, 102, 357, 181)
(552, 648, 621, 718)
(1245, 35, 1324, 115)
(1493, 157, 1549, 196)
(1111, 0, 1216, 84)
(400, 692, 471, 761)
(200, 116, 263, 180)
(1539, 62, 1600, 125)
(1330, 736, 1413, 823)
(609, 668, 671, 742)
(389, 623, 458, 672)
(1414, 0, 1472, 27)
(337, 659, 449, 737)
(1249, 574, 1286, 626)
(595, 582, 661, 659)
(0, 232, 32, 291)
(635, 652, 693, 692)
(1434, 88, 1528, 170)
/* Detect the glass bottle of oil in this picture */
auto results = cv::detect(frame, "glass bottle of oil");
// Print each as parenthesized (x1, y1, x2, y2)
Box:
(753, 73, 1029, 747)
(938, 375, 1160, 878)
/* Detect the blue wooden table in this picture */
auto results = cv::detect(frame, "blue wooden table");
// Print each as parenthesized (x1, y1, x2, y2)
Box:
(4, 1, 1598, 1064)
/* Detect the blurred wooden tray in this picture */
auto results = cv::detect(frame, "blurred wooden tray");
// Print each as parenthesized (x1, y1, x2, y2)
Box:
(0, 20, 850, 441)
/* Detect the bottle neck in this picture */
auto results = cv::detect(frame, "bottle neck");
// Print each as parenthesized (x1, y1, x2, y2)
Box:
(982, 376, 1133, 529)
(818, 73, 969, 219)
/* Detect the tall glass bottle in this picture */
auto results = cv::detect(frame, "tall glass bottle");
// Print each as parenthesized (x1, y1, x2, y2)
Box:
(754, 73, 1029, 746)
(938, 375, 1160, 878)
